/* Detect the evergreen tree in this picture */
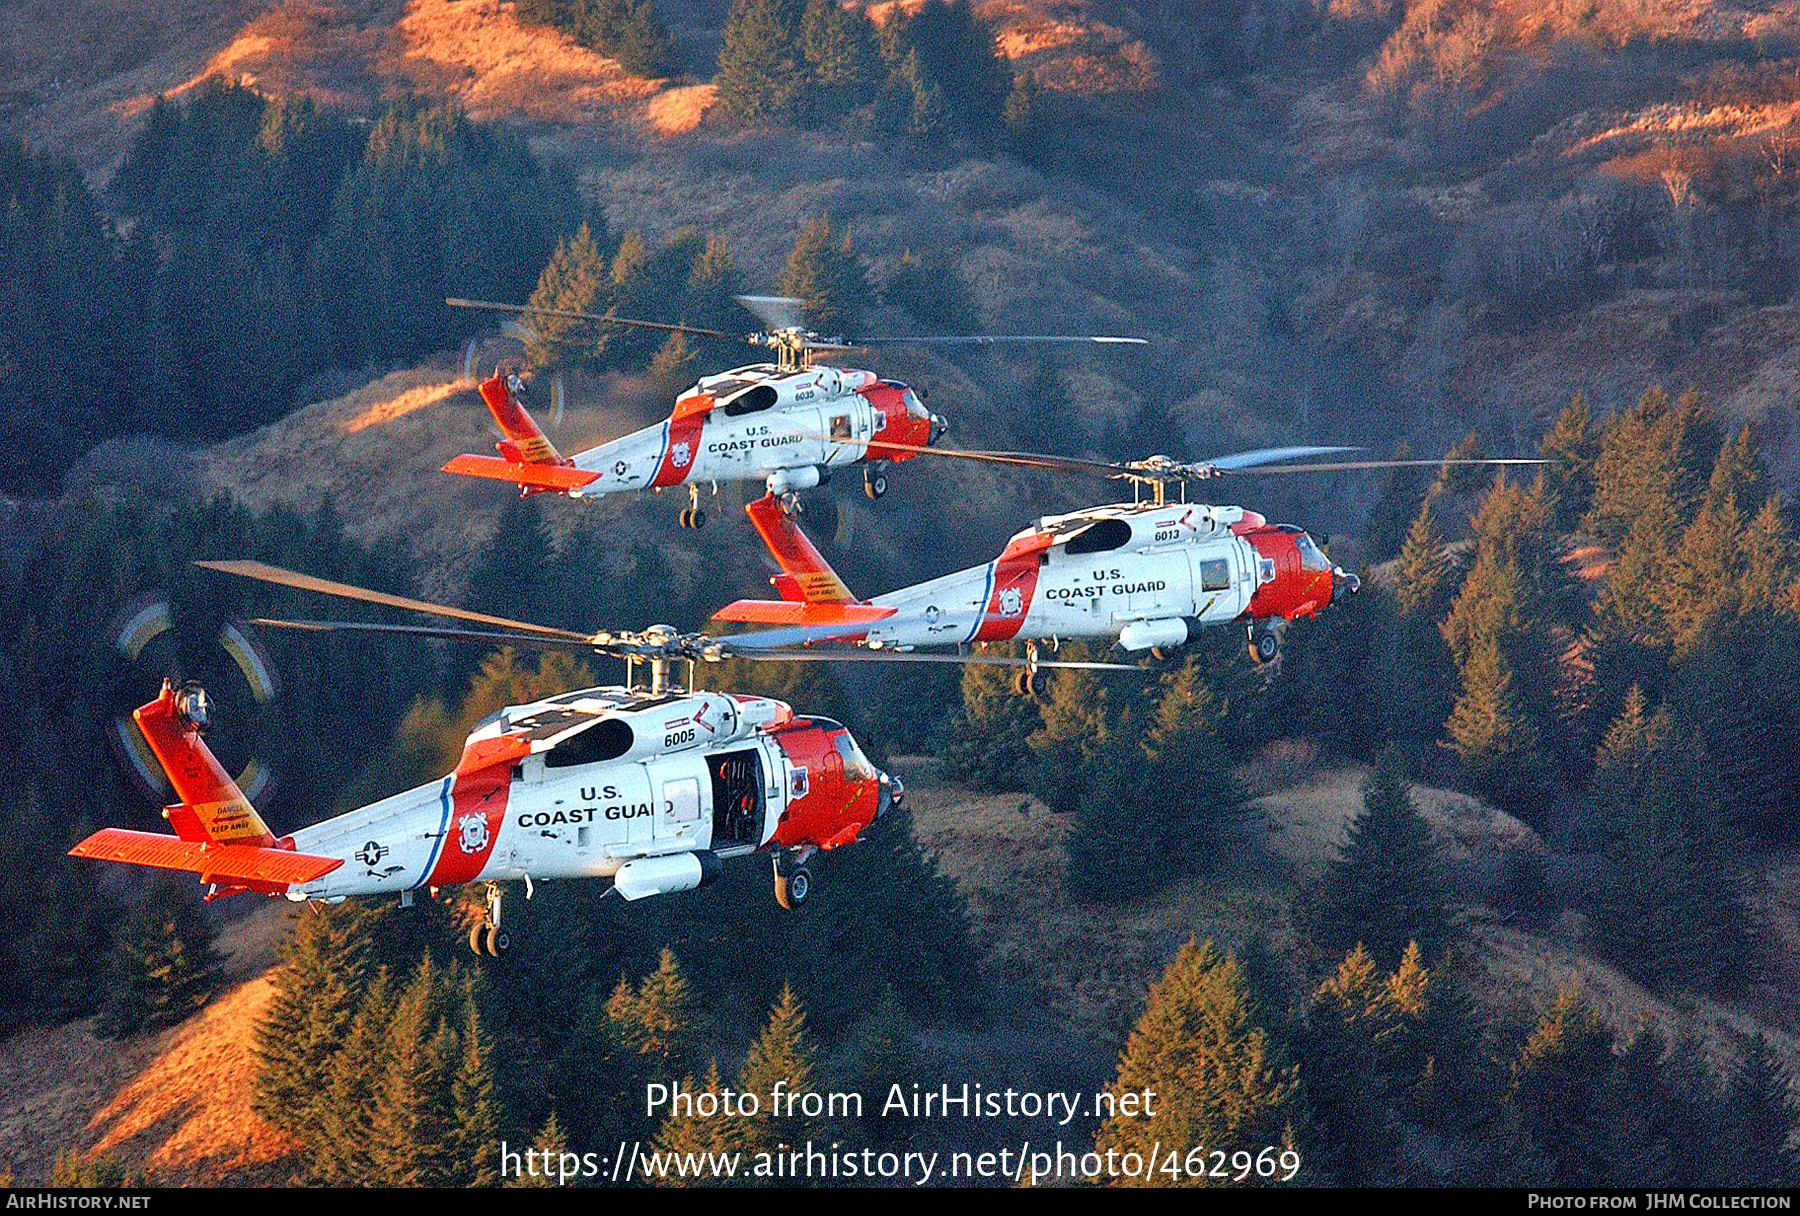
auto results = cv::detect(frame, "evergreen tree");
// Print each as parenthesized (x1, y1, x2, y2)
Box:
(95, 878, 223, 1038)
(506, 1112, 571, 1187)
(1583, 386, 1719, 545)
(775, 215, 870, 336)
(935, 654, 1041, 791)
(1095, 939, 1299, 1187)
(1503, 984, 1622, 1186)
(315, 100, 578, 369)
(800, 0, 880, 123)
(735, 983, 819, 1159)
(311, 971, 394, 1185)
(649, 1060, 737, 1187)
(1585, 692, 1748, 992)
(253, 902, 377, 1136)
(523, 220, 613, 370)
(1364, 442, 1431, 561)
(1298, 944, 1419, 1183)
(450, 998, 503, 1186)
(715, 0, 810, 123)
(1538, 393, 1600, 532)
(608, 946, 696, 1072)
(1721, 1034, 1800, 1185)
(873, 0, 1011, 144)
(365, 955, 463, 1187)
(1302, 749, 1450, 969)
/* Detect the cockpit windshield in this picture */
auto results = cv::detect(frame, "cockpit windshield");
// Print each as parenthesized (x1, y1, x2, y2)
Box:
(833, 732, 877, 782)
(1295, 532, 1332, 573)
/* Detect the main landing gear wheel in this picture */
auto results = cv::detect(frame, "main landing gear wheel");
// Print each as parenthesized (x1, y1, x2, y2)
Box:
(773, 849, 814, 910)
(471, 881, 508, 956)
(864, 463, 889, 500)
(1249, 626, 1280, 665)
(1012, 667, 1047, 699)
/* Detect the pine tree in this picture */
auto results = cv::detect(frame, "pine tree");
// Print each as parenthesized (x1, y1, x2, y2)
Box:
(253, 902, 377, 1137)
(1504, 984, 1621, 1186)
(311, 970, 394, 1185)
(1721, 1033, 1800, 1185)
(365, 955, 462, 1187)
(1299, 943, 1434, 1183)
(1585, 693, 1748, 992)
(1364, 442, 1431, 562)
(1538, 393, 1600, 532)
(449, 998, 503, 1186)
(935, 649, 1041, 790)
(735, 983, 818, 1159)
(715, 0, 809, 123)
(506, 1112, 571, 1187)
(608, 946, 695, 1071)
(800, 0, 879, 123)
(1095, 939, 1298, 1187)
(649, 1060, 737, 1188)
(1303, 749, 1451, 969)
(524, 221, 612, 369)
(775, 216, 870, 336)
(1583, 385, 1719, 544)
(95, 877, 223, 1038)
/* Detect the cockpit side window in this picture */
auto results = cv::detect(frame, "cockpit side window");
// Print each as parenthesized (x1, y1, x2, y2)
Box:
(1294, 533, 1332, 573)
(1063, 518, 1133, 555)
(722, 385, 779, 416)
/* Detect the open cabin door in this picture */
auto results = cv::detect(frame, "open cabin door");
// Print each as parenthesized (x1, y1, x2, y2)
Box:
(706, 749, 765, 849)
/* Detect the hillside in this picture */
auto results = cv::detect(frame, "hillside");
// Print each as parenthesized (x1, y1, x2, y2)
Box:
(6, 757, 1791, 1185)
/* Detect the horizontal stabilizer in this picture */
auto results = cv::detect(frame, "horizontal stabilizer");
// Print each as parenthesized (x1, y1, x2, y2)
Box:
(70, 829, 343, 886)
(711, 601, 897, 626)
(441, 454, 599, 491)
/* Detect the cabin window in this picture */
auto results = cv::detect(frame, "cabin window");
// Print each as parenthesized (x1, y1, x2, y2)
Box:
(664, 777, 701, 823)
(1064, 518, 1133, 555)
(834, 733, 876, 782)
(1200, 558, 1231, 591)
(722, 385, 778, 416)
(544, 717, 634, 768)
(829, 414, 852, 440)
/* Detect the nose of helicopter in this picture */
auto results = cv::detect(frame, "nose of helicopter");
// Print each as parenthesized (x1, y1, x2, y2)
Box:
(929, 414, 949, 444)
(876, 770, 904, 819)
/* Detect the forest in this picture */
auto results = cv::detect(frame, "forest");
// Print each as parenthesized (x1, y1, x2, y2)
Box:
(5, 0, 1800, 1189)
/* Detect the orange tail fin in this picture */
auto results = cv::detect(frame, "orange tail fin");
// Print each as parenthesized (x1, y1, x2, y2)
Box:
(69, 680, 342, 895)
(743, 493, 858, 605)
(478, 372, 566, 465)
(133, 680, 276, 846)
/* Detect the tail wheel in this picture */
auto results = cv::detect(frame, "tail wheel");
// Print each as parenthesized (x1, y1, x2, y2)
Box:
(485, 924, 511, 956)
(774, 865, 812, 910)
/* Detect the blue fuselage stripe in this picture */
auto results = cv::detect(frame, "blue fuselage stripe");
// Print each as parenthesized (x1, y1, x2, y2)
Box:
(411, 774, 455, 889)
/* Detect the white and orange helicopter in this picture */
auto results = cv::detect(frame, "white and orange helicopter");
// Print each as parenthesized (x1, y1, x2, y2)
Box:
(712, 442, 1546, 691)
(440, 294, 1145, 527)
(70, 560, 1132, 953)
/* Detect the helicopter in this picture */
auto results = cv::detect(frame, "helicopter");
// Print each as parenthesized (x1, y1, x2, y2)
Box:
(713, 443, 1546, 691)
(439, 294, 1145, 528)
(69, 560, 1133, 953)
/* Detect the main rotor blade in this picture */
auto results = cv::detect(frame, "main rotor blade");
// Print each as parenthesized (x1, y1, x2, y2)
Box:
(446, 298, 739, 342)
(731, 649, 1143, 670)
(197, 560, 589, 640)
(735, 294, 805, 332)
(251, 618, 604, 652)
(851, 334, 1148, 348)
(791, 433, 1124, 478)
(1204, 445, 1359, 470)
(1229, 457, 1551, 475)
